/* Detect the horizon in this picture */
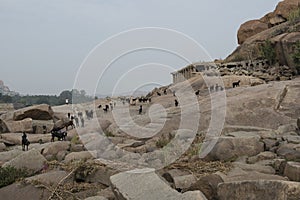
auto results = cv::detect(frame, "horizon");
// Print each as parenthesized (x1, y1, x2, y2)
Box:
(0, 0, 281, 95)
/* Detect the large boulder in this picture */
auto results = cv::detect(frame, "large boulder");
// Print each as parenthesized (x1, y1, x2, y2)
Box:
(25, 170, 68, 187)
(284, 161, 300, 182)
(2, 149, 47, 174)
(32, 120, 54, 134)
(41, 141, 70, 157)
(200, 136, 264, 161)
(0, 182, 51, 200)
(237, 20, 268, 45)
(217, 180, 300, 200)
(13, 104, 54, 121)
(276, 142, 300, 160)
(64, 151, 93, 163)
(1, 118, 33, 133)
(110, 168, 207, 200)
(0, 149, 23, 164)
(273, 0, 300, 20)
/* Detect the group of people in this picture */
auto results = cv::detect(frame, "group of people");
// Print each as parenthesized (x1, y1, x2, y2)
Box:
(68, 112, 85, 128)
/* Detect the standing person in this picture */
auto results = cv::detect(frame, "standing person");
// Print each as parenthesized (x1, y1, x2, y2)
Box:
(67, 113, 71, 119)
(81, 117, 85, 127)
(175, 99, 179, 107)
(139, 105, 143, 114)
(21, 132, 29, 151)
(74, 116, 79, 127)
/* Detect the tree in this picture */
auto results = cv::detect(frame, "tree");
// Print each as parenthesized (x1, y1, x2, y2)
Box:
(260, 40, 276, 65)
(59, 90, 72, 104)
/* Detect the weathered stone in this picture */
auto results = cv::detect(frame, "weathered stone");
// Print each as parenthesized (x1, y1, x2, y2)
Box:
(172, 174, 197, 191)
(218, 180, 300, 200)
(283, 135, 300, 144)
(1, 133, 52, 145)
(3, 118, 33, 133)
(85, 196, 108, 200)
(64, 151, 93, 163)
(25, 170, 68, 187)
(273, 159, 287, 175)
(237, 20, 268, 44)
(0, 149, 23, 163)
(13, 104, 54, 121)
(262, 138, 279, 151)
(233, 162, 275, 174)
(70, 143, 85, 152)
(221, 167, 286, 182)
(284, 161, 300, 182)
(297, 117, 300, 130)
(41, 141, 70, 157)
(187, 173, 223, 200)
(110, 168, 207, 200)
(0, 142, 6, 151)
(200, 136, 264, 161)
(0, 182, 51, 200)
(85, 166, 118, 186)
(32, 120, 54, 134)
(3, 149, 47, 174)
(247, 151, 277, 164)
(56, 150, 67, 161)
(276, 142, 300, 161)
(96, 187, 116, 200)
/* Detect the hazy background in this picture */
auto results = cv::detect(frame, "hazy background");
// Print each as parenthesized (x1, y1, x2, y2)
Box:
(0, 0, 281, 95)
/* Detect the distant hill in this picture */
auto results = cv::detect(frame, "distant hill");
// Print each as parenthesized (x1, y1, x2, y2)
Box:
(0, 80, 18, 96)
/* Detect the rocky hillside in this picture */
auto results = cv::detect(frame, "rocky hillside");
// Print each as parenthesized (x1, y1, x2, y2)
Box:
(0, 80, 18, 96)
(0, 76, 299, 199)
(226, 0, 300, 75)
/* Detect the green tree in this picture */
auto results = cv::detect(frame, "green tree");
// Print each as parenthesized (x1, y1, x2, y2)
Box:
(260, 40, 276, 65)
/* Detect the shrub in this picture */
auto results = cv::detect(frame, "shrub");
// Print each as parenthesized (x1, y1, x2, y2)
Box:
(104, 131, 114, 137)
(156, 137, 169, 148)
(260, 40, 276, 65)
(0, 166, 29, 188)
(288, 7, 300, 22)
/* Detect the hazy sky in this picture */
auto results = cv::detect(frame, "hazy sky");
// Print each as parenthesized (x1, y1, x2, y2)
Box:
(0, 0, 281, 95)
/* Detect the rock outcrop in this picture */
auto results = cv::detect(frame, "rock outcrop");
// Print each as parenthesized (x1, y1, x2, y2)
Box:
(110, 168, 207, 200)
(227, 0, 300, 77)
(218, 180, 300, 200)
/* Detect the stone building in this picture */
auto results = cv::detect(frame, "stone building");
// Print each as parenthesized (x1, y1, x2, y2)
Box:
(171, 62, 216, 84)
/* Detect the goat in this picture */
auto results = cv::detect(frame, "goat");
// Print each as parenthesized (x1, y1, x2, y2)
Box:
(232, 80, 241, 88)
(21, 133, 30, 151)
(50, 130, 67, 142)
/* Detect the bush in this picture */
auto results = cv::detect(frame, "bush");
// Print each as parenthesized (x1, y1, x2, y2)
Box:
(260, 40, 276, 65)
(0, 166, 29, 188)
(104, 131, 114, 137)
(156, 137, 169, 148)
(288, 7, 300, 22)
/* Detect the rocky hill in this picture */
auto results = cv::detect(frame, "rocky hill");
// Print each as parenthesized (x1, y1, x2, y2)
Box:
(226, 0, 300, 76)
(0, 80, 18, 96)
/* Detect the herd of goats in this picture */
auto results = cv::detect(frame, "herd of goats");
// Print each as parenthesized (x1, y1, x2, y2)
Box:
(21, 80, 241, 151)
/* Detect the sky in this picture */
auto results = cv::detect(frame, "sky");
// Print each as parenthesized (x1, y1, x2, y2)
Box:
(0, 0, 281, 96)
